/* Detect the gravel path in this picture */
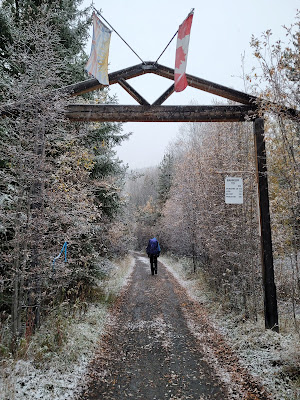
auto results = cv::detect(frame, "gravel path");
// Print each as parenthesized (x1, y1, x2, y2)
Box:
(77, 254, 270, 400)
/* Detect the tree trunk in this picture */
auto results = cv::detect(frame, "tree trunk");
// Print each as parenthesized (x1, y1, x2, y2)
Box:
(28, 120, 45, 333)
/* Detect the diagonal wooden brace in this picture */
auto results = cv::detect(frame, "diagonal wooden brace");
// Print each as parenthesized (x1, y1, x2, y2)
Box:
(118, 78, 150, 105)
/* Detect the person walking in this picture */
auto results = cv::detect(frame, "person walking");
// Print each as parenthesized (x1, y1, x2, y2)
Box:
(146, 237, 161, 275)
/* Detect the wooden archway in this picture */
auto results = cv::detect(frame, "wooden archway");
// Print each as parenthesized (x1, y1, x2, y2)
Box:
(64, 61, 258, 122)
(63, 61, 279, 331)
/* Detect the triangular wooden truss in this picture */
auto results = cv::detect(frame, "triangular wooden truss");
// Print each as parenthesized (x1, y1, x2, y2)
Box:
(65, 61, 258, 122)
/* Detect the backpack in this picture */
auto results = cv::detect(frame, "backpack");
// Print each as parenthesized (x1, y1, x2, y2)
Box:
(147, 238, 160, 256)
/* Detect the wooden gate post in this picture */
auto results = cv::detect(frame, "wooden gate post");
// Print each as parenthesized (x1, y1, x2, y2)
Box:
(253, 118, 279, 332)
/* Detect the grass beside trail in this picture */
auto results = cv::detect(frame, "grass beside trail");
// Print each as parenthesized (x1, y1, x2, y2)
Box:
(0, 255, 135, 400)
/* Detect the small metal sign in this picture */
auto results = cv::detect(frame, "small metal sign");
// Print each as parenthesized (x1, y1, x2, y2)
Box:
(225, 177, 243, 204)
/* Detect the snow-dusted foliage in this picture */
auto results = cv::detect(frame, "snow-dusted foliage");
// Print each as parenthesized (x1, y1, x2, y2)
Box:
(0, 6, 131, 352)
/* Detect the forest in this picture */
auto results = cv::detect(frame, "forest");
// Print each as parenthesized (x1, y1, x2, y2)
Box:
(0, 0, 299, 399)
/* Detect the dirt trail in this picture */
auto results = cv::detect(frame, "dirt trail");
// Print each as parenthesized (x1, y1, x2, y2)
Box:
(77, 254, 270, 400)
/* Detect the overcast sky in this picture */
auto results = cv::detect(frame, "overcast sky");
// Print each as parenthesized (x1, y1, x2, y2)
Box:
(82, 0, 299, 170)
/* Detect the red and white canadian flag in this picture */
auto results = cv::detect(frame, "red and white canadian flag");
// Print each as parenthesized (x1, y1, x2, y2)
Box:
(174, 10, 194, 92)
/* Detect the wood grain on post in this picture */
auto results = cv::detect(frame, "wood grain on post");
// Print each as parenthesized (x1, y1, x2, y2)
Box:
(254, 118, 279, 332)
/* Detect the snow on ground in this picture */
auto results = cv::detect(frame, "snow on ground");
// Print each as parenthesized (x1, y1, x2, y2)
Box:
(0, 255, 135, 400)
(126, 316, 173, 351)
(160, 254, 300, 400)
(2, 306, 108, 400)
(137, 255, 150, 265)
(2, 253, 298, 399)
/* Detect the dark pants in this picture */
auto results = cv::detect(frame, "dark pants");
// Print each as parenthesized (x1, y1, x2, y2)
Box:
(150, 255, 158, 275)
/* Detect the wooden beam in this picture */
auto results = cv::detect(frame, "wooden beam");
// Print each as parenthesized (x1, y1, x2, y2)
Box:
(253, 118, 279, 332)
(65, 104, 257, 122)
(152, 84, 175, 105)
(60, 63, 149, 96)
(153, 63, 257, 105)
(61, 62, 257, 105)
(118, 78, 150, 105)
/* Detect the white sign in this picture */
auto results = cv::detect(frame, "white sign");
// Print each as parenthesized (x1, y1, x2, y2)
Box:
(225, 177, 243, 204)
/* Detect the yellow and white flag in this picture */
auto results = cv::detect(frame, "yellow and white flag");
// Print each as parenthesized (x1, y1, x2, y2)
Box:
(85, 13, 112, 85)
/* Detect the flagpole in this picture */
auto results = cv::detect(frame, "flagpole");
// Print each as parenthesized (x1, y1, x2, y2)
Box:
(155, 8, 194, 64)
(155, 30, 178, 64)
(93, 7, 145, 64)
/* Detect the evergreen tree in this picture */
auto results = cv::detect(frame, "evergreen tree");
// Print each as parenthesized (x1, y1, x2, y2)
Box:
(158, 152, 174, 205)
(0, 0, 91, 85)
(86, 121, 129, 219)
(0, 2, 130, 347)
